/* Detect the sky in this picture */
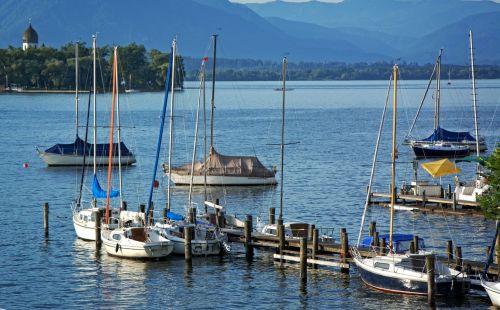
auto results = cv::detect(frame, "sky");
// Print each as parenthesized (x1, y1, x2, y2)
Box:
(230, 0, 343, 3)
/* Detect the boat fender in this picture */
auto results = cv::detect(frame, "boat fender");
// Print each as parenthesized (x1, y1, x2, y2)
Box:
(193, 245, 203, 255)
(115, 243, 121, 253)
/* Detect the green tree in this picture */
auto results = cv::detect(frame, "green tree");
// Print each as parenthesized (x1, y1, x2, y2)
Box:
(479, 143, 500, 220)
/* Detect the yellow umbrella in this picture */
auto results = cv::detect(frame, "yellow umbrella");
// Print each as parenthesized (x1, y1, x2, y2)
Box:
(421, 158, 461, 178)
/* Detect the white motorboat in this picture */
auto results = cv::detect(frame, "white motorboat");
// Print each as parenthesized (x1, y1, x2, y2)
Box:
(72, 206, 119, 241)
(101, 226, 174, 259)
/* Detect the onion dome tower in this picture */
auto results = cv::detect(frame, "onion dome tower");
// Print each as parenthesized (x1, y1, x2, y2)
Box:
(22, 21, 38, 51)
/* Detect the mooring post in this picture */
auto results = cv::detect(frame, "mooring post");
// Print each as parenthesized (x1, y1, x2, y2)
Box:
(422, 190, 426, 207)
(369, 221, 376, 237)
(244, 215, 254, 259)
(94, 209, 101, 247)
(278, 218, 285, 256)
(373, 231, 379, 248)
(452, 192, 457, 211)
(300, 237, 308, 283)
(122, 200, 127, 211)
(380, 237, 386, 255)
(426, 254, 436, 307)
(312, 228, 319, 269)
(446, 240, 453, 262)
(455, 246, 462, 271)
(410, 241, 415, 254)
(139, 203, 145, 213)
(184, 226, 192, 262)
(215, 208, 221, 227)
(43, 202, 49, 237)
(447, 184, 452, 199)
(308, 224, 315, 241)
(413, 235, 419, 253)
(269, 207, 275, 225)
(163, 208, 168, 223)
(340, 228, 349, 274)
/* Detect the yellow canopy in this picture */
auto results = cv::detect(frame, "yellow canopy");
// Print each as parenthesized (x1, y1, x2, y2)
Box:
(421, 158, 461, 178)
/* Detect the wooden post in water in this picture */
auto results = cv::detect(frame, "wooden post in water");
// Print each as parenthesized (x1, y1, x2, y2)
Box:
(426, 254, 436, 307)
(446, 240, 453, 262)
(455, 246, 462, 271)
(312, 228, 319, 269)
(94, 209, 101, 247)
(369, 221, 376, 237)
(139, 203, 145, 213)
(215, 209, 221, 227)
(244, 215, 254, 259)
(308, 224, 315, 241)
(122, 200, 127, 211)
(340, 228, 349, 273)
(43, 202, 49, 237)
(410, 241, 415, 254)
(163, 208, 168, 223)
(278, 218, 285, 256)
(184, 226, 192, 262)
(452, 192, 457, 211)
(373, 231, 379, 248)
(422, 190, 426, 207)
(413, 235, 419, 253)
(300, 237, 307, 283)
(447, 184, 452, 199)
(269, 207, 275, 225)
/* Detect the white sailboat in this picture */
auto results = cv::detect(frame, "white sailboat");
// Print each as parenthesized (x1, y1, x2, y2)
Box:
(352, 64, 470, 296)
(163, 35, 277, 186)
(36, 42, 136, 166)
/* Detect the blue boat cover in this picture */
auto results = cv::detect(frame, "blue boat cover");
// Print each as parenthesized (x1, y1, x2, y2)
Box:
(362, 233, 423, 247)
(92, 174, 120, 199)
(421, 127, 476, 143)
(167, 211, 184, 221)
(44, 136, 133, 156)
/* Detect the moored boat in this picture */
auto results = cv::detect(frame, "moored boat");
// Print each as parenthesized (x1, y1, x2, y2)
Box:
(411, 142, 470, 158)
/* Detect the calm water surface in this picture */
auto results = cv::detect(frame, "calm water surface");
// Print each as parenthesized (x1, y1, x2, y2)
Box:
(0, 79, 499, 309)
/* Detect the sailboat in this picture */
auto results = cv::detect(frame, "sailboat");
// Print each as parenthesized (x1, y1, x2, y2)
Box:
(352, 64, 470, 296)
(100, 47, 173, 258)
(125, 74, 139, 93)
(454, 31, 491, 203)
(480, 223, 500, 306)
(163, 35, 277, 186)
(36, 42, 136, 166)
(144, 39, 222, 256)
(406, 49, 486, 157)
(72, 36, 120, 241)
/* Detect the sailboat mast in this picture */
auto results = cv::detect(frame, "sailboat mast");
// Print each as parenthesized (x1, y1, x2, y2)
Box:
(434, 49, 442, 130)
(92, 35, 97, 177)
(389, 64, 398, 250)
(189, 60, 206, 206)
(203, 59, 207, 202)
(105, 47, 118, 225)
(210, 34, 217, 150)
(116, 48, 124, 210)
(279, 57, 287, 221)
(75, 42, 79, 138)
(167, 39, 177, 212)
(469, 31, 480, 159)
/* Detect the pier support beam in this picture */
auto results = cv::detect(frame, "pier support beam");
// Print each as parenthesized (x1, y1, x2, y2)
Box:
(185, 226, 192, 262)
(340, 228, 349, 274)
(94, 209, 101, 247)
(43, 202, 49, 237)
(245, 215, 254, 260)
(269, 207, 275, 225)
(300, 237, 307, 283)
(312, 228, 318, 269)
(426, 254, 436, 307)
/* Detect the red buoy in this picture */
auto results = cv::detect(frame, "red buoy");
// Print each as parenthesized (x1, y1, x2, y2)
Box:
(23, 162, 29, 168)
(153, 180, 159, 188)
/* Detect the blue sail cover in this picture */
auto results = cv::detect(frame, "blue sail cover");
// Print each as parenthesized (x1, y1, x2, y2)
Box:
(44, 136, 133, 156)
(167, 211, 184, 221)
(421, 127, 476, 143)
(92, 174, 120, 199)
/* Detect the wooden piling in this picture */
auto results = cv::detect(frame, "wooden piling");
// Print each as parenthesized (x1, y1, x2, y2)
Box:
(94, 209, 101, 247)
(300, 237, 307, 283)
(308, 224, 315, 241)
(426, 254, 436, 307)
(369, 221, 376, 237)
(215, 209, 221, 227)
(340, 228, 349, 273)
(312, 228, 318, 269)
(446, 240, 453, 261)
(43, 202, 49, 237)
(278, 219, 285, 256)
(410, 241, 415, 254)
(184, 226, 192, 261)
(163, 208, 168, 223)
(122, 200, 127, 211)
(447, 184, 452, 199)
(413, 235, 419, 253)
(455, 246, 462, 270)
(422, 190, 426, 207)
(373, 231, 379, 248)
(380, 237, 386, 255)
(139, 203, 145, 213)
(148, 209, 154, 226)
(269, 207, 275, 225)
(244, 215, 254, 259)
(452, 192, 457, 211)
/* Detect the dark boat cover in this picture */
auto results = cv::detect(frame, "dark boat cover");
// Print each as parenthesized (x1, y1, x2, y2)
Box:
(421, 127, 476, 143)
(44, 136, 133, 157)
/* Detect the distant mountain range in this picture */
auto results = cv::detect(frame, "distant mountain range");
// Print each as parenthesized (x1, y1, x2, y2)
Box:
(1, 0, 499, 64)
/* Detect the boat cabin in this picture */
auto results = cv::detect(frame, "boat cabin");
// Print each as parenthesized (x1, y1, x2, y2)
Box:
(362, 233, 425, 253)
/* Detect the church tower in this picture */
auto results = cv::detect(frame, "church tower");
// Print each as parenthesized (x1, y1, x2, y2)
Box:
(22, 21, 38, 51)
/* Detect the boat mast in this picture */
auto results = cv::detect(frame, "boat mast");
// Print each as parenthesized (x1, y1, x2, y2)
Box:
(92, 35, 97, 178)
(189, 59, 206, 207)
(279, 57, 287, 221)
(210, 34, 217, 150)
(166, 39, 177, 212)
(203, 58, 207, 203)
(469, 31, 481, 160)
(389, 64, 398, 250)
(434, 49, 442, 130)
(75, 42, 79, 138)
(105, 47, 118, 225)
(116, 48, 124, 210)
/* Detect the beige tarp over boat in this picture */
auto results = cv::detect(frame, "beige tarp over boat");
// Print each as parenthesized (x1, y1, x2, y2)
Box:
(165, 147, 275, 178)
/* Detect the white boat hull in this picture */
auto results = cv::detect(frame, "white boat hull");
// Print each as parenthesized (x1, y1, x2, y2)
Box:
(168, 173, 277, 186)
(38, 151, 136, 166)
(73, 213, 98, 241)
(101, 228, 174, 258)
(169, 237, 221, 256)
(481, 277, 500, 306)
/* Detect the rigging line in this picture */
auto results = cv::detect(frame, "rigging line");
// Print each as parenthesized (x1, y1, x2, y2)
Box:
(356, 71, 393, 247)
(77, 82, 93, 206)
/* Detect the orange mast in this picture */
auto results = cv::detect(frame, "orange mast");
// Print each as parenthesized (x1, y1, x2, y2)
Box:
(105, 47, 118, 224)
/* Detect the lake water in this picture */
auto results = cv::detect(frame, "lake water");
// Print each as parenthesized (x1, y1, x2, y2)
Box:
(0, 79, 499, 309)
